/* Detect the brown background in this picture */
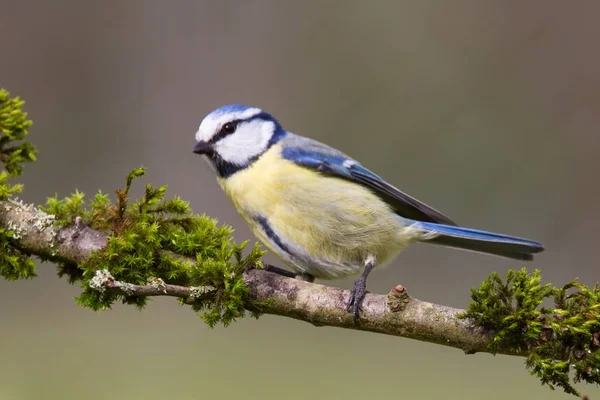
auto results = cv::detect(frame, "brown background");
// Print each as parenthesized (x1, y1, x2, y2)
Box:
(1, 1, 599, 399)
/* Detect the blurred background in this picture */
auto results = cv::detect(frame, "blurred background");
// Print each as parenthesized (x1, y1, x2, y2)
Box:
(1, 1, 599, 399)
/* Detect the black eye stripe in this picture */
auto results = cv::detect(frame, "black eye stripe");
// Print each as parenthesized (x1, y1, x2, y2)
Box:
(208, 112, 280, 145)
(209, 119, 241, 144)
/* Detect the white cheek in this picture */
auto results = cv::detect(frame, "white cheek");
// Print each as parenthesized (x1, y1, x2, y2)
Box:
(216, 120, 275, 165)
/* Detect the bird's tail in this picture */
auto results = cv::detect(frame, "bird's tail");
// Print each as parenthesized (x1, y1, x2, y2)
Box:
(414, 221, 544, 261)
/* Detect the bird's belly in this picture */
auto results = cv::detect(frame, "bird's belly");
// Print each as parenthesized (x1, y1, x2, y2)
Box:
(218, 147, 420, 279)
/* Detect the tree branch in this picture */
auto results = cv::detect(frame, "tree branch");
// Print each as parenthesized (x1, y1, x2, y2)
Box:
(0, 198, 512, 356)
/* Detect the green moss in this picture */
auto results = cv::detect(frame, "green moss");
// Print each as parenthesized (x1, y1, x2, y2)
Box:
(0, 89, 37, 279)
(460, 268, 600, 396)
(0, 89, 37, 178)
(0, 224, 36, 280)
(41, 167, 267, 327)
(0, 88, 35, 201)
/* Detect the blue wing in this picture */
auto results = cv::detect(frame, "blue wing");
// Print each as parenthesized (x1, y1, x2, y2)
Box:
(280, 134, 457, 226)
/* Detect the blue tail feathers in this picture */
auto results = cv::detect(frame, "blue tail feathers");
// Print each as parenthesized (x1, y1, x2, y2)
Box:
(415, 221, 544, 261)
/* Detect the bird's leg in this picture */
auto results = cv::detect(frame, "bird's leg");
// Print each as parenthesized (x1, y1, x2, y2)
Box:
(346, 257, 376, 326)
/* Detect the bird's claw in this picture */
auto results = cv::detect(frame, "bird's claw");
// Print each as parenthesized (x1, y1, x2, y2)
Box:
(346, 277, 367, 326)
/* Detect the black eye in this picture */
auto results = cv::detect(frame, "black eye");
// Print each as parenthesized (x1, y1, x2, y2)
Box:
(222, 122, 237, 134)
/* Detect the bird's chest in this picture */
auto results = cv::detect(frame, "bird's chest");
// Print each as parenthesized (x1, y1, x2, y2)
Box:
(217, 148, 313, 220)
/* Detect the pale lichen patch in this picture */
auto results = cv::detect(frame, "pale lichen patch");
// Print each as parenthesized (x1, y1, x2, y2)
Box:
(189, 285, 216, 299)
(6, 219, 24, 239)
(147, 276, 167, 293)
(32, 209, 56, 232)
(89, 269, 113, 293)
(114, 281, 135, 296)
(8, 198, 34, 213)
(3, 199, 58, 245)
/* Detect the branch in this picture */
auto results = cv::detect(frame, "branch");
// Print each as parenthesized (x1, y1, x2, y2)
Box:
(0, 198, 500, 355)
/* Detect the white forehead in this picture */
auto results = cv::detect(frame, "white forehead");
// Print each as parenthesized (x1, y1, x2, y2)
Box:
(195, 107, 262, 142)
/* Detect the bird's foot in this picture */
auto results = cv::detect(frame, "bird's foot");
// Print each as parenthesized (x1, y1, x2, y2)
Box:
(346, 276, 368, 326)
(346, 257, 376, 327)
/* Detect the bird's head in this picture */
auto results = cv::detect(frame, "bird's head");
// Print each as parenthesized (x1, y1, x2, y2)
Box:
(193, 104, 286, 177)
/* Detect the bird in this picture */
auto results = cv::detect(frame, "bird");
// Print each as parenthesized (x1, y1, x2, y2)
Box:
(192, 104, 544, 325)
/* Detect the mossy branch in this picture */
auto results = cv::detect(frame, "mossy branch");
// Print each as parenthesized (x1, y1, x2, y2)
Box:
(0, 88, 597, 397)
(2, 184, 599, 397)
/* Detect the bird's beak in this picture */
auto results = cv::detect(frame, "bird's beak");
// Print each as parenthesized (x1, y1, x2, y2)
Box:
(193, 140, 212, 155)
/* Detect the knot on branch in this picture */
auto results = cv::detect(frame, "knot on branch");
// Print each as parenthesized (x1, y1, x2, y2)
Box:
(387, 284, 410, 312)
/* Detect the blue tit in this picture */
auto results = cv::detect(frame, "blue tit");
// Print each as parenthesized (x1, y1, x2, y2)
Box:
(193, 104, 544, 324)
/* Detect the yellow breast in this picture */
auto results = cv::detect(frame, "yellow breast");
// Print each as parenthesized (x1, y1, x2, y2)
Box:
(217, 144, 418, 279)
